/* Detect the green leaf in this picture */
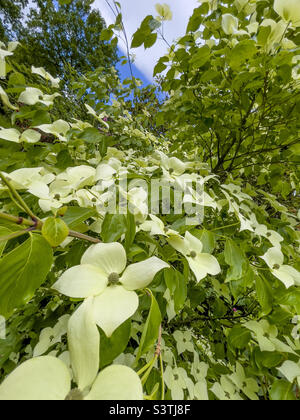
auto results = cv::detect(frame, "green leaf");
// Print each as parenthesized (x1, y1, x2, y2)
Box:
(290, 144, 300, 156)
(191, 229, 215, 253)
(125, 212, 136, 251)
(135, 290, 162, 362)
(8, 72, 25, 87)
(131, 15, 159, 49)
(224, 239, 246, 282)
(31, 110, 51, 126)
(0, 226, 11, 257)
(153, 57, 168, 76)
(0, 234, 53, 317)
(62, 207, 96, 230)
(164, 268, 187, 313)
(56, 149, 74, 169)
(278, 288, 300, 306)
(227, 40, 256, 70)
(257, 25, 271, 46)
(78, 127, 103, 144)
(190, 45, 210, 68)
(140, 15, 158, 31)
(255, 350, 283, 369)
(101, 214, 127, 243)
(131, 29, 147, 48)
(144, 33, 157, 49)
(255, 275, 273, 315)
(228, 325, 251, 350)
(269, 380, 296, 401)
(187, 5, 208, 32)
(100, 28, 114, 41)
(99, 319, 131, 369)
(42, 217, 69, 247)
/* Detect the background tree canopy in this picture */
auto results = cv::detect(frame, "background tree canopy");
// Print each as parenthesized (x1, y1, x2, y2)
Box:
(15, 0, 117, 78)
(0, 0, 299, 401)
(0, 0, 28, 41)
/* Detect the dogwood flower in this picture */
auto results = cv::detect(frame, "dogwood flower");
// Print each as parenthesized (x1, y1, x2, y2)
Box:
(260, 247, 300, 288)
(126, 187, 149, 222)
(0, 42, 19, 78)
(53, 242, 169, 336)
(245, 320, 297, 354)
(30, 179, 74, 212)
(0, 85, 17, 110)
(0, 167, 55, 192)
(139, 214, 166, 236)
(183, 185, 219, 210)
(74, 188, 113, 212)
(211, 376, 243, 400)
(164, 366, 194, 400)
(0, 299, 143, 400)
(18, 87, 60, 107)
(31, 66, 60, 88)
(173, 330, 194, 354)
(56, 165, 96, 189)
(35, 119, 70, 142)
(95, 158, 127, 189)
(221, 184, 251, 202)
(191, 355, 209, 400)
(168, 231, 221, 282)
(260, 19, 287, 52)
(253, 224, 283, 248)
(222, 14, 248, 36)
(33, 315, 70, 357)
(0, 126, 41, 144)
(155, 151, 192, 184)
(274, 0, 300, 27)
(198, 0, 218, 12)
(277, 361, 300, 385)
(235, 0, 257, 15)
(85, 104, 109, 129)
(155, 3, 173, 21)
(229, 363, 259, 400)
(164, 366, 189, 400)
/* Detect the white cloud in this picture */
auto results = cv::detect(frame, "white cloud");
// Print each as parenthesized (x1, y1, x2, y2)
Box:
(93, 0, 200, 81)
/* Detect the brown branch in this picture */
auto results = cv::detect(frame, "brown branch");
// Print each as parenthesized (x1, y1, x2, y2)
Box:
(0, 212, 101, 244)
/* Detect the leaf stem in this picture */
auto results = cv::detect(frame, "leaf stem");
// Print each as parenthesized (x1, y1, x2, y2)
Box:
(211, 222, 240, 231)
(141, 355, 158, 385)
(159, 352, 165, 400)
(0, 172, 39, 221)
(0, 212, 101, 244)
(137, 357, 156, 377)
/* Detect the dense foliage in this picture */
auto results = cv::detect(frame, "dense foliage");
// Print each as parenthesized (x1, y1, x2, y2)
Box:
(0, 0, 300, 400)
(15, 0, 118, 78)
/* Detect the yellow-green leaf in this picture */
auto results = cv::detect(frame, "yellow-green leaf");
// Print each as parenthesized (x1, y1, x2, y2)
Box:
(42, 217, 69, 247)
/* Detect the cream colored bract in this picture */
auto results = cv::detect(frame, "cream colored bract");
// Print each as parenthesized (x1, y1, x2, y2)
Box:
(53, 242, 169, 336)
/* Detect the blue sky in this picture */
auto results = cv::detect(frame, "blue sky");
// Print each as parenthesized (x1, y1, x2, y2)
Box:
(25, 1, 200, 85)
(94, 0, 200, 83)
(115, 48, 152, 85)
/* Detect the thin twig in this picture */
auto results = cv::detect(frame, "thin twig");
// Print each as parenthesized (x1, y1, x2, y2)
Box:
(0, 212, 101, 245)
(0, 172, 39, 221)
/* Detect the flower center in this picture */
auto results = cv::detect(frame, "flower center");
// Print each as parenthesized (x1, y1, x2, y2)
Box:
(108, 272, 120, 285)
(273, 264, 280, 270)
(54, 194, 60, 200)
(190, 251, 197, 258)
